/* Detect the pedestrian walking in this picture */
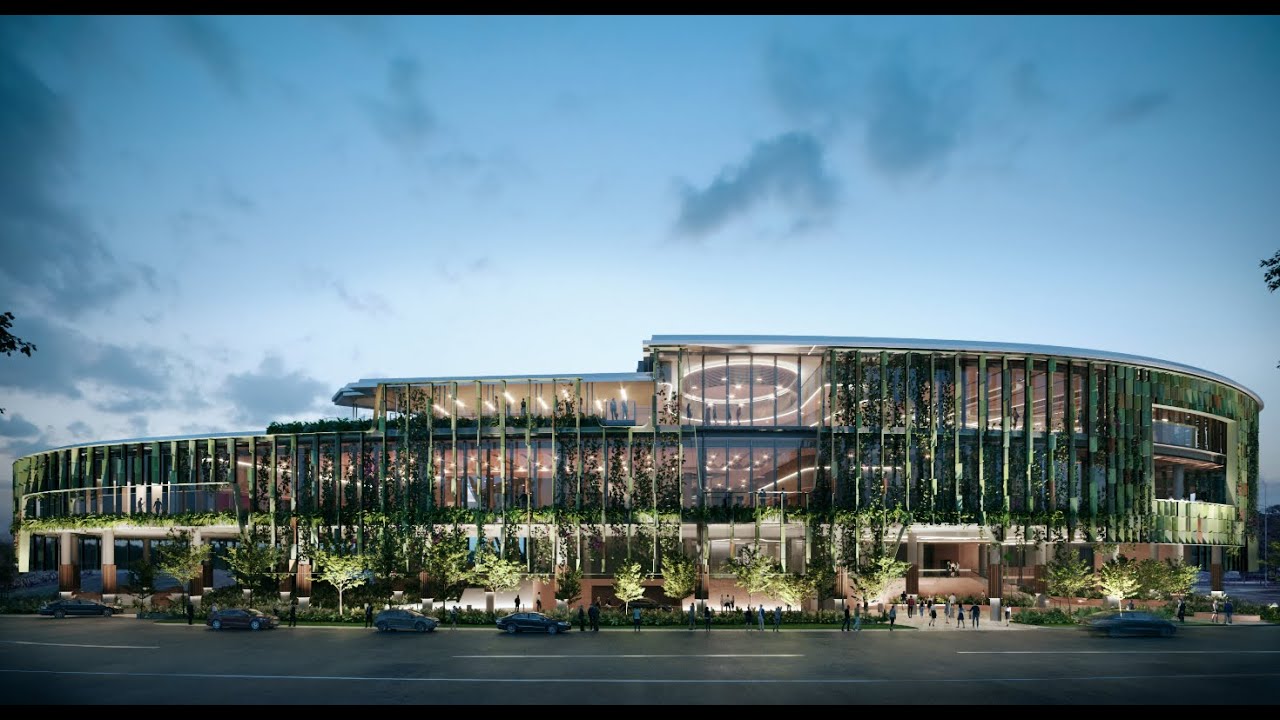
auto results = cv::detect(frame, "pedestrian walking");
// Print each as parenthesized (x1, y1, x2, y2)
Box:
(689, 602, 697, 631)
(633, 606, 642, 632)
(589, 601, 601, 632)
(853, 606, 862, 632)
(451, 605, 459, 629)
(289, 600, 297, 628)
(957, 606, 965, 628)
(907, 596, 915, 618)
(186, 601, 194, 626)
(515, 594, 521, 612)
(704, 605, 713, 633)
(1211, 598, 1219, 624)
(1176, 598, 1186, 623)
(757, 605, 765, 631)
(536, 597, 542, 613)
(1003, 605, 1011, 626)
(948, 593, 957, 620)
(888, 604, 897, 631)
(842, 604, 851, 631)
(744, 606, 752, 631)
(1224, 598, 1234, 625)
(578, 604, 587, 631)
(364, 603, 373, 629)
(971, 602, 980, 628)
(773, 606, 781, 632)
(929, 604, 937, 627)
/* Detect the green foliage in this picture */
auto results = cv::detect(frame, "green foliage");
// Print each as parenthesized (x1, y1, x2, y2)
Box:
(20, 511, 239, 533)
(224, 527, 286, 594)
(770, 572, 812, 608)
(1097, 555, 1141, 601)
(421, 527, 470, 600)
(555, 566, 583, 604)
(802, 563, 837, 604)
(723, 545, 778, 601)
(613, 561, 646, 609)
(265, 418, 375, 435)
(127, 557, 157, 607)
(660, 552, 697, 602)
(0, 541, 16, 595)
(846, 555, 911, 603)
(152, 529, 209, 599)
(1045, 544, 1094, 605)
(0, 311, 36, 416)
(312, 547, 369, 615)
(468, 543, 523, 594)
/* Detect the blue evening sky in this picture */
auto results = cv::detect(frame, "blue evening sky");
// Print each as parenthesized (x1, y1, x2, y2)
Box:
(2, 16, 1278, 539)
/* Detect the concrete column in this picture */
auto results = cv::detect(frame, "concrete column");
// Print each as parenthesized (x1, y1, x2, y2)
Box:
(987, 544, 1003, 622)
(188, 531, 205, 598)
(58, 532, 80, 596)
(905, 533, 920, 596)
(1173, 466, 1185, 500)
(100, 530, 117, 595)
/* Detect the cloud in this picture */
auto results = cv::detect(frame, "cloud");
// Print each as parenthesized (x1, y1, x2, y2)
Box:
(0, 47, 155, 318)
(0, 315, 173, 402)
(0, 413, 39, 438)
(222, 354, 329, 428)
(436, 257, 491, 285)
(168, 16, 245, 99)
(300, 268, 394, 316)
(66, 420, 93, 439)
(864, 62, 963, 178)
(366, 55, 435, 152)
(218, 182, 257, 214)
(762, 37, 856, 127)
(1105, 91, 1171, 125)
(673, 132, 838, 238)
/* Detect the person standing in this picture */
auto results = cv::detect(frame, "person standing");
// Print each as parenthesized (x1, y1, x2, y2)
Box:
(853, 606, 862, 633)
(364, 603, 373, 629)
(929, 604, 937, 627)
(907, 595, 915, 618)
(289, 599, 297, 628)
(1211, 598, 1219, 624)
(757, 605, 765, 631)
(610, 398, 618, 421)
(689, 603, 697, 631)
(1004, 605, 1011, 626)
(451, 605, 459, 630)
(578, 604, 587, 631)
(948, 593, 957, 620)
(589, 601, 601, 632)
(632, 606, 642, 632)
(1176, 598, 1186, 623)
(743, 606, 752, 631)
(1224, 598, 1234, 625)
(536, 597, 542, 613)
(704, 605, 712, 633)
(971, 602, 980, 628)
(842, 604, 851, 631)
(888, 604, 897, 631)
(773, 606, 781, 632)
(186, 601, 194, 626)
(515, 594, 521, 612)
(956, 605, 965, 628)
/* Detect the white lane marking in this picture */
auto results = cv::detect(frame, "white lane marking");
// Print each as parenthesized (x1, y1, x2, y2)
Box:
(958, 650, 1280, 654)
(0, 640, 158, 650)
(1, 669, 1277, 684)
(454, 654, 804, 658)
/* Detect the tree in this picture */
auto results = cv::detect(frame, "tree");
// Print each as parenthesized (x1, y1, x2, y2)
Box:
(1098, 555, 1141, 605)
(613, 560, 646, 611)
(555, 566, 583, 606)
(312, 547, 368, 616)
(127, 557, 157, 612)
(224, 527, 285, 595)
(1164, 557, 1200, 598)
(0, 540, 17, 597)
(152, 529, 209, 604)
(723, 545, 779, 605)
(0, 311, 37, 415)
(1134, 558, 1171, 599)
(1045, 544, 1094, 606)
(659, 551, 697, 603)
(769, 572, 813, 609)
(846, 555, 911, 605)
(468, 543, 523, 595)
(1264, 250, 1280, 367)
(421, 527, 470, 601)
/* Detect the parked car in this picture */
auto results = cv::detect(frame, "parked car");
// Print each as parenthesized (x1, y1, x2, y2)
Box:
(495, 611, 573, 635)
(375, 608, 439, 633)
(1083, 610, 1176, 638)
(207, 608, 279, 631)
(38, 598, 122, 619)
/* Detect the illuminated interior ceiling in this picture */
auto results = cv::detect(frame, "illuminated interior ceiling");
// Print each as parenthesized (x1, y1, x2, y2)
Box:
(1153, 454, 1224, 471)
(681, 359, 798, 406)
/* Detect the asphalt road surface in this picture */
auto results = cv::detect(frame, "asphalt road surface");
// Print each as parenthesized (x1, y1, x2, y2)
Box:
(1, 617, 1277, 705)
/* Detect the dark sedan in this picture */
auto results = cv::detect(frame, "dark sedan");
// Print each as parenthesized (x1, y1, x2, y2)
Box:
(1084, 610, 1177, 637)
(207, 608, 279, 631)
(495, 611, 573, 635)
(375, 608, 439, 633)
(38, 598, 121, 618)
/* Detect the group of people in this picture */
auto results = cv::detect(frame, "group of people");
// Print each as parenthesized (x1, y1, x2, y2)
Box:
(575, 600, 603, 632)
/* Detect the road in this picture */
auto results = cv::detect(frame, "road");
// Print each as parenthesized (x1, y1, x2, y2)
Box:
(0, 617, 1277, 705)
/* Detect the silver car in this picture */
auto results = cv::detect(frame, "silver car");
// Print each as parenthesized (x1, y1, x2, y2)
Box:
(374, 608, 439, 633)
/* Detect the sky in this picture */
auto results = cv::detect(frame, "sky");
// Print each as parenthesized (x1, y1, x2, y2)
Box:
(2, 15, 1279, 542)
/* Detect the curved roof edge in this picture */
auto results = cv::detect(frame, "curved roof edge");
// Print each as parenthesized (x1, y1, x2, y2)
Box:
(644, 335, 1264, 409)
(21, 431, 303, 457)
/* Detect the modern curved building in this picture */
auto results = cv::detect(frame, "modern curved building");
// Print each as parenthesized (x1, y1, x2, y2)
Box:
(10, 336, 1264, 608)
